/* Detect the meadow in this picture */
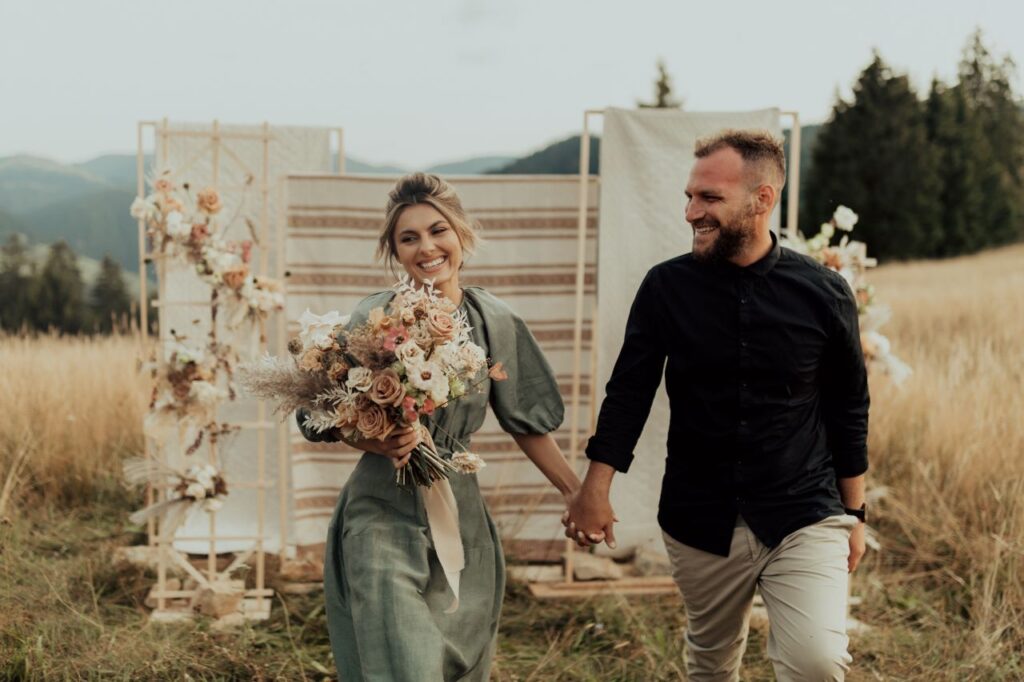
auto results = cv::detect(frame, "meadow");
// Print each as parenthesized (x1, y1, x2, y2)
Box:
(1, 243, 1022, 680)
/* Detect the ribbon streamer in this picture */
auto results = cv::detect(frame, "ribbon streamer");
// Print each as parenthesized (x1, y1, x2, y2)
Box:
(417, 428, 465, 613)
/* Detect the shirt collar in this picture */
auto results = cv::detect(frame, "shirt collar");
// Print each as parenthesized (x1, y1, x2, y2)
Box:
(744, 231, 781, 276)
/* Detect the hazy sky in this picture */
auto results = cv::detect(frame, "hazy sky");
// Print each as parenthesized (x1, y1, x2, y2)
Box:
(2, 0, 1021, 168)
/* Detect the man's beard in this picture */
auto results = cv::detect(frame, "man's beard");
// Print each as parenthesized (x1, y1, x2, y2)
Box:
(691, 207, 756, 264)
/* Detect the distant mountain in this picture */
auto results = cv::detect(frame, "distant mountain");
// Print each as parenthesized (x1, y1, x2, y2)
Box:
(426, 156, 516, 175)
(338, 157, 406, 174)
(76, 154, 153, 188)
(0, 208, 29, 237)
(490, 135, 601, 175)
(13, 188, 139, 273)
(0, 155, 113, 214)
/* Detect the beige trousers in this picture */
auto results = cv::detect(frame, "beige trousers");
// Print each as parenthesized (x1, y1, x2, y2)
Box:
(662, 514, 857, 682)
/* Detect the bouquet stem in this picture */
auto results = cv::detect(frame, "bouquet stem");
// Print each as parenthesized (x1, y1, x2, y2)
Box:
(396, 426, 456, 487)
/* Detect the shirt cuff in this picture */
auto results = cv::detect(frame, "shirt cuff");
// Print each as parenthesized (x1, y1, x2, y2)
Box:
(584, 436, 634, 473)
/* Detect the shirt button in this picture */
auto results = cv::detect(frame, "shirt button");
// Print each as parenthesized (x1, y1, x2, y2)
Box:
(740, 340, 748, 348)
(740, 297, 748, 304)
(740, 419, 748, 426)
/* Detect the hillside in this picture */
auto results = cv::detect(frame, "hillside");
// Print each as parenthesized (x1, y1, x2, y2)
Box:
(11, 188, 139, 273)
(491, 135, 601, 175)
(0, 155, 113, 214)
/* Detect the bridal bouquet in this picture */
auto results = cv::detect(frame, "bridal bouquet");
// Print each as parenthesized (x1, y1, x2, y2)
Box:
(239, 279, 500, 486)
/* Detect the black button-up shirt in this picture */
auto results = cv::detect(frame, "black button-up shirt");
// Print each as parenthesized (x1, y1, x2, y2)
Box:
(586, 234, 870, 557)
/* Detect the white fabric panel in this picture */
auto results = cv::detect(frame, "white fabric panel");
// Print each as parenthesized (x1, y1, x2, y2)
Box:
(154, 122, 331, 553)
(596, 108, 782, 555)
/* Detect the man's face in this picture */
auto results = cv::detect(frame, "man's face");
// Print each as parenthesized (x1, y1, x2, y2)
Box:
(684, 148, 757, 263)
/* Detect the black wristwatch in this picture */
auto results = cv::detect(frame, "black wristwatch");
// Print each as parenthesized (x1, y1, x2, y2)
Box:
(844, 503, 867, 523)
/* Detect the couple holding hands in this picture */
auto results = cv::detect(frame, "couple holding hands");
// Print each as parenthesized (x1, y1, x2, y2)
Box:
(299, 129, 869, 682)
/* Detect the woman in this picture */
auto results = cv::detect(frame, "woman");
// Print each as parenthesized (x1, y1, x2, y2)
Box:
(297, 173, 581, 681)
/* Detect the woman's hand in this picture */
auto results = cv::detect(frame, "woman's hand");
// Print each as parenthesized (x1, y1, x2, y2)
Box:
(350, 426, 421, 468)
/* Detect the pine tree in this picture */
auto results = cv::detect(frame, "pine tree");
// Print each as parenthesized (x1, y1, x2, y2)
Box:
(0, 234, 37, 332)
(803, 54, 943, 259)
(925, 78, 989, 255)
(638, 59, 683, 109)
(90, 255, 132, 333)
(34, 241, 86, 334)
(955, 30, 1024, 248)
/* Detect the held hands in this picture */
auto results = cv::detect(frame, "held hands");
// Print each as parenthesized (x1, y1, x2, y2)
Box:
(352, 426, 421, 468)
(562, 484, 618, 549)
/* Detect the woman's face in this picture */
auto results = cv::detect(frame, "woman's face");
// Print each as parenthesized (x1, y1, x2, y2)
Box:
(393, 203, 464, 291)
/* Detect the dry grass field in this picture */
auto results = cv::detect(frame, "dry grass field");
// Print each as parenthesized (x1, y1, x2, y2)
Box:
(1, 243, 1022, 680)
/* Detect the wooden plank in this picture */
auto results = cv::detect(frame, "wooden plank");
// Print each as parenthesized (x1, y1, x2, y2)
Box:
(529, 576, 678, 598)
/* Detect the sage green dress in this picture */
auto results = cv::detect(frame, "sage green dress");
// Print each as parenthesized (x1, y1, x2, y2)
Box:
(297, 286, 564, 682)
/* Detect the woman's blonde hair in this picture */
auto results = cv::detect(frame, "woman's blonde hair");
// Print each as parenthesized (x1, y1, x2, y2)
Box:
(378, 173, 479, 272)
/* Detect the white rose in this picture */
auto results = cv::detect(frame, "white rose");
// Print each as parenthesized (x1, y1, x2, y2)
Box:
(833, 205, 859, 232)
(185, 482, 207, 499)
(202, 497, 223, 512)
(408, 361, 444, 393)
(165, 211, 190, 238)
(213, 250, 241, 273)
(395, 339, 425, 366)
(428, 375, 450, 403)
(298, 308, 351, 350)
(346, 366, 374, 392)
(130, 197, 155, 221)
(189, 380, 226, 407)
(819, 222, 835, 240)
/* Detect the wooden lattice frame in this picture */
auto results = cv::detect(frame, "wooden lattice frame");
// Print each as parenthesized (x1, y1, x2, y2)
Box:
(134, 119, 344, 618)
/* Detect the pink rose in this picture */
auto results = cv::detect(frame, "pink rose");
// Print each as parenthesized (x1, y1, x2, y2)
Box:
(356, 404, 395, 441)
(426, 309, 455, 342)
(368, 369, 405, 407)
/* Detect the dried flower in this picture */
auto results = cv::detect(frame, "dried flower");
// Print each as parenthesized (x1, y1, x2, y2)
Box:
(346, 366, 374, 392)
(451, 451, 486, 474)
(197, 187, 223, 214)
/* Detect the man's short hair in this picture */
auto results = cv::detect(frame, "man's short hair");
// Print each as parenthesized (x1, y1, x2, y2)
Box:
(694, 129, 787, 192)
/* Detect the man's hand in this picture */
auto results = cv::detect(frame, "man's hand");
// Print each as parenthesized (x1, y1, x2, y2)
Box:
(563, 483, 618, 549)
(848, 521, 866, 572)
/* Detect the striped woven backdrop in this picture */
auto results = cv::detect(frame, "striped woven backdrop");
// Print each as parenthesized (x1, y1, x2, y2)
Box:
(284, 174, 599, 561)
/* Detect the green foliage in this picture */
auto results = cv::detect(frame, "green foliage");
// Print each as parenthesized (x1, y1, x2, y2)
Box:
(90, 256, 133, 333)
(804, 32, 1024, 260)
(33, 241, 87, 333)
(638, 59, 683, 109)
(0, 234, 37, 333)
(803, 54, 944, 259)
(0, 237, 140, 335)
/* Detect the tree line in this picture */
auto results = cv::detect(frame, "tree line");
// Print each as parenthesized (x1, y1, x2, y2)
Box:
(804, 31, 1024, 260)
(0, 234, 138, 335)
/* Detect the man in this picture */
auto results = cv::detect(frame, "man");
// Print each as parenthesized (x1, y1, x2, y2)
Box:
(565, 130, 869, 681)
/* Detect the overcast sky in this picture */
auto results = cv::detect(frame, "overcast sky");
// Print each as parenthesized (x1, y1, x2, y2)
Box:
(2, 0, 1021, 168)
